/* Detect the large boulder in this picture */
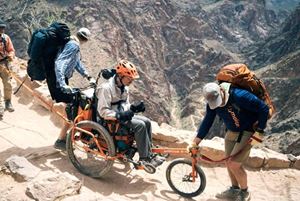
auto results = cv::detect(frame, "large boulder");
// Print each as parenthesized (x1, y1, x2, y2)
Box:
(294, 156, 300, 170)
(262, 148, 291, 169)
(200, 137, 226, 162)
(246, 148, 266, 168)
(33, 86, 53, 111)
(26, 171, 82, 201)
(151, 121, 193, 147)
(4, 155, 41, 182)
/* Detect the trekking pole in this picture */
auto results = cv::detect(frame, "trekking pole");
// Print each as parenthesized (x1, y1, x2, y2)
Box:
(13, 75, 27, 95)
(7, 68, 70, 123)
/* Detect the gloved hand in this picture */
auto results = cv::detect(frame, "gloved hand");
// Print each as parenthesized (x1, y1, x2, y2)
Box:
(87, 76, 96, 87)
(250, 131, 264, 145)
(187, 142, 199, 153)
(130, 101, 145, 113)
(62, 85, 73, 94)
(116, 110, 134, 122)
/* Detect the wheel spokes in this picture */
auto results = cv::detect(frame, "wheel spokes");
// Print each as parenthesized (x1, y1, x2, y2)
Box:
(170, 163, 202, 194)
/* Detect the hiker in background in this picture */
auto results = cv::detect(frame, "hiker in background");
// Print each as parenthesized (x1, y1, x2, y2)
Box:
(53, 27, 96, 150)
(0, 19, 15, 118)
(187, 82, 269, 201)
(97, 60, 165, 168)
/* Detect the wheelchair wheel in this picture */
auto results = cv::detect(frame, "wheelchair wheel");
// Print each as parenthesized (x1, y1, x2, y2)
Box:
(166, 158, 206, 198)
(66, 120, 116, 178)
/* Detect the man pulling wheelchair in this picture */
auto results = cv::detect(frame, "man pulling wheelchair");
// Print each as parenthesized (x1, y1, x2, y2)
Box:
(97, 60, 165, 168)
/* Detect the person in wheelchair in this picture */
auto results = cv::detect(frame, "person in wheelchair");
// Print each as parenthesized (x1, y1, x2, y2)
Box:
(96, 59, 165, 167)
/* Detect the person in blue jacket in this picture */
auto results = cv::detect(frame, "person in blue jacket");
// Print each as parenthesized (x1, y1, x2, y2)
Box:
(188, 82, 269, 201)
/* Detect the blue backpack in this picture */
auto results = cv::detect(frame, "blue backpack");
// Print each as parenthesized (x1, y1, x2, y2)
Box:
(27, 22, 70, 81)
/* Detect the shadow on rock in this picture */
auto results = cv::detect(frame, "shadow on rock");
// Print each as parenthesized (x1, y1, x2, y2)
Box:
(0, 146, 165, 199)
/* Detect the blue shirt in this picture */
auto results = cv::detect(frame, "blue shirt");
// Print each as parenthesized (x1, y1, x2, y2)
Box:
(55, 39, 88, 88)
(196, 88, 269, 139)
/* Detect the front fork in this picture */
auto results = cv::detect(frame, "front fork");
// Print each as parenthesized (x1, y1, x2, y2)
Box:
(191, 148, 199, 182)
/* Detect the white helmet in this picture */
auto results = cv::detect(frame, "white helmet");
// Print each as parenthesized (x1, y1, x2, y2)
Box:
(77, 27, 91, 40)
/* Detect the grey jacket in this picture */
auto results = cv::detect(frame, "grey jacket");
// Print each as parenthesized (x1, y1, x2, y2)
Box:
(96, 76, 131, 118)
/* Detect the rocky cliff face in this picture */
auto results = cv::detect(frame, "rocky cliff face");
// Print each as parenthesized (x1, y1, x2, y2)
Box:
(245, 7, 300, 155)
(247, 6, 300, 68)
(1, 0, 300, 154)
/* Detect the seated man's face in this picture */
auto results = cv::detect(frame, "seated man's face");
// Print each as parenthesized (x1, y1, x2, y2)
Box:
(122, 76, 134, 86)
(0, 28, 5, 34)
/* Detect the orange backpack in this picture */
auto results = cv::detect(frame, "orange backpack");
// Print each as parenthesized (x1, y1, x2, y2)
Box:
(216, 63, 275, 118)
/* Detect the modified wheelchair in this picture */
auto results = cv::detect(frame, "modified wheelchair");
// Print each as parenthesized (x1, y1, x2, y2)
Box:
(65, 86, 206, 198)
(65, 71, 161, 178)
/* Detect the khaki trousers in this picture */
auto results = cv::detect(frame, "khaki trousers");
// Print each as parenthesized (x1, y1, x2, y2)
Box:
(0, 63, 12, 101)
(224, 130, 253, 163)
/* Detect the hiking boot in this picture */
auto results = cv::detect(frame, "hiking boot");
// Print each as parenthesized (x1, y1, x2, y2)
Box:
(54, 139, 66, 151)
(5, 100, 14, 112)
(150, 152, 166, 161)
(215, 187, 240, 200)
(0, 103, 4, 120)
(140, 156, 163, 168)
(235, 190, 251, 201)
(0, 108, 3, 119)
(153, 155, 166, 164)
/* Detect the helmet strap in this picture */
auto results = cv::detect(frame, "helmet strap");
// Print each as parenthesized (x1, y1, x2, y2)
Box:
(115, 74, 125, 87)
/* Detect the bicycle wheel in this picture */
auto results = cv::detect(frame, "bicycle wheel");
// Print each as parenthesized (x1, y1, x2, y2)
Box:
(166, 158, 206, 198)
(66, 120, 116, 178)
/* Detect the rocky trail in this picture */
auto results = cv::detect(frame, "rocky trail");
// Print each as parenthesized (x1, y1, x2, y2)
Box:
(0, 81, 300, 201)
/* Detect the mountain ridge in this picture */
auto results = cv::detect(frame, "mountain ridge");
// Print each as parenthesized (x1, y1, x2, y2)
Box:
(1, 0, 299, 155)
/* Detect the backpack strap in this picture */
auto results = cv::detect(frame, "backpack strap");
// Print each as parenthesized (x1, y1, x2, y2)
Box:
(0, 34, 7, 59)
(111, 100, 126, 111)
(236, 131, 243, 143)
(228, 87, 242, 112)
(2, 35, 6, 53)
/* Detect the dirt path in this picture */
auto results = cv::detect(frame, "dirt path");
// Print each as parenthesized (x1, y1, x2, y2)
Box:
(0, 87, 300, 200)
